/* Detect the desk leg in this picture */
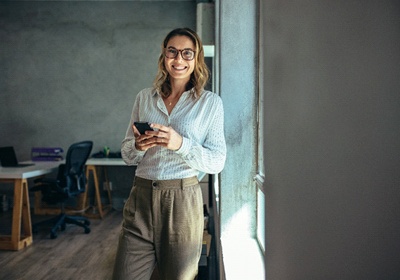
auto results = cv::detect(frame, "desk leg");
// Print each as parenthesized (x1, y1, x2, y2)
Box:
(0, 179, 33, 251)
(85, 165, 104, 219)
(103, 167, 113, 209)
(20, 179, 32, 241)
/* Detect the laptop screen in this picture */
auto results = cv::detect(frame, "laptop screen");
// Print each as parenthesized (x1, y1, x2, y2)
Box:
(0, 146, 19, 167)
(0, 146, 34, 167)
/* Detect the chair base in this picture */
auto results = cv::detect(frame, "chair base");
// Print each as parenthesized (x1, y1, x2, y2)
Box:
(33, 213, 91, 239)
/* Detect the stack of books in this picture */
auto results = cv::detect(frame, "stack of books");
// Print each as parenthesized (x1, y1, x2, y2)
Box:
(31, 147, 64, 161)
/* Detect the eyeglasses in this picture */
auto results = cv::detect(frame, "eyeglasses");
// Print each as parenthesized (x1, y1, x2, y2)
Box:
(164, 47, 196, 61)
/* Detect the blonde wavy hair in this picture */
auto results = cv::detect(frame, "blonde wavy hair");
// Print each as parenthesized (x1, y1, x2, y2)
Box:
(153, 27, 210, 98)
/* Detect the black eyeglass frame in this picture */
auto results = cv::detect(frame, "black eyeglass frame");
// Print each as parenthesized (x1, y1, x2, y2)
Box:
(164, 47, 196, 61)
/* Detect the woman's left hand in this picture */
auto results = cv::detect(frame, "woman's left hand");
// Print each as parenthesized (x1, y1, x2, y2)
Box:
(144, 123, 183, 151)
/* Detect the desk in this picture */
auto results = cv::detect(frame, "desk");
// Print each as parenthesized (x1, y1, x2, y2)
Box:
(84, 158, 128, 219)
(0, 162, 59, 250)
(33, 158, 129, 219)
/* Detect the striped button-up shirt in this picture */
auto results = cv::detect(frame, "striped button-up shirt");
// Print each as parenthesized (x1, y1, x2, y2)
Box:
(121, 87, 226, 180)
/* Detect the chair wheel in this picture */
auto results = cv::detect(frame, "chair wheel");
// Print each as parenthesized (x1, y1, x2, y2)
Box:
(61, 224, 66, 231)
(50, 232, 58, 239)
(84, 228, 91, 234)
(84, 220, 90, 226)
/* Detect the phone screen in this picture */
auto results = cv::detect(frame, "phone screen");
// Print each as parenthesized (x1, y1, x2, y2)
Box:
(134, 122, 153, 134)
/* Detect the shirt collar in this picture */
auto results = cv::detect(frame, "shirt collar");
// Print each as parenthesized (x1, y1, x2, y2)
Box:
(152, 87, 195, 97)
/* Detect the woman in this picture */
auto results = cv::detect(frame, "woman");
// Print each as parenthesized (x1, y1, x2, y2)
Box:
(112, 27, 226, 280)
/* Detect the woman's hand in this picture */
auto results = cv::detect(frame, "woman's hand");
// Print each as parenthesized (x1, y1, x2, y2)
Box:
(132, 123, 183, 151)
(132, 124, 155, 151)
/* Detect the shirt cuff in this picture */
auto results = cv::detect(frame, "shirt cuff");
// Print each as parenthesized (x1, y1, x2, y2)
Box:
(175, 136, 191, 157)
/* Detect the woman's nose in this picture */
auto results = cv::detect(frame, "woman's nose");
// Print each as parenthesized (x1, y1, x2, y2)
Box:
(175, 52, 184, 61)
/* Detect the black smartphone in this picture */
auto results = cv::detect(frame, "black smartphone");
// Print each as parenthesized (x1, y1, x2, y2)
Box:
(134, 121, 154, 134)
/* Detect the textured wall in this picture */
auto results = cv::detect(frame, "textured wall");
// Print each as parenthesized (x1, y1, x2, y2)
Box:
(0, 1, 196, 201)
(217, 0, 258, 247)
(0, 1, 196, 157)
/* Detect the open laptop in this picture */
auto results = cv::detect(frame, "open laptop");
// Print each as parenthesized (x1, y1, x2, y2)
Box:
(0, 146, 34, 167)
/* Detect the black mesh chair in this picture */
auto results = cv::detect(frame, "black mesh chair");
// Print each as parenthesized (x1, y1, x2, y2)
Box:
(31, 141, 93, 239)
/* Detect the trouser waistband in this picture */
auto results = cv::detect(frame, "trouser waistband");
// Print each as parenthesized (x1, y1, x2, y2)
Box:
(134, 176, 199, 188)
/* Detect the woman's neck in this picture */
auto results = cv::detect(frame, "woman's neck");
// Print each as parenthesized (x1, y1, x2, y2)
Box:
(169, 78, 189, 97)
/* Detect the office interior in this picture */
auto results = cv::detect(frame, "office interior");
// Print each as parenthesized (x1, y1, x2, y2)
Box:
(1, 0, 400, 279)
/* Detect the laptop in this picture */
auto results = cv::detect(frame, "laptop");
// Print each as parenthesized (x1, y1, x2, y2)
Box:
(0, 146, 35, 167)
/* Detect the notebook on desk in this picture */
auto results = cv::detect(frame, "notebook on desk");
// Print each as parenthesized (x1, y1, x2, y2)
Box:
(0, 146, 35, 167)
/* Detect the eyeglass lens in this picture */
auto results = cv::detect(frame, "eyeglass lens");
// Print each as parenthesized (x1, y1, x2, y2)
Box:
(165, 48, 195, 61)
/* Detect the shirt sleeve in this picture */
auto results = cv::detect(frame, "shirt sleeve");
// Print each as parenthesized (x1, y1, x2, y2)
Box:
(175, 96, 227, 174)
(121, 92, 146, 165)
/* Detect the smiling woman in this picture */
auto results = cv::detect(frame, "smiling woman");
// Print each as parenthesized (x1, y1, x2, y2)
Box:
(163, 35, 196, 87)
(113, 27, 227, 280)
(154, 28, 210, 101)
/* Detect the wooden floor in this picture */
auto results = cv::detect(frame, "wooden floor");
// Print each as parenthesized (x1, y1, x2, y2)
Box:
(0, 209, 211, 280)
(0, 210, 122, 280)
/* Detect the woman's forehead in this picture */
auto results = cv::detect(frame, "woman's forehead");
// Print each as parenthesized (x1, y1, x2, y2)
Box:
(167, 35, 195, 49)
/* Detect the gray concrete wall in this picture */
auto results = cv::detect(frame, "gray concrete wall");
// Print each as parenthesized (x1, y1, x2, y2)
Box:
(217, 0, 258, 238)
(0, 1, 196, 200)
(263, 1, 400, 279)
(216, 0, 260, 278)
(0, 1, 195, 157)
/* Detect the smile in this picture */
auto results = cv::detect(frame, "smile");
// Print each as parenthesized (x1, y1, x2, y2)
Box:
(172, 65, 188, 70)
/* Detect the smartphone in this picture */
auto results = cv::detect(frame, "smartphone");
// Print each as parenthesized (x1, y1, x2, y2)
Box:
(134, 121, 154, 135)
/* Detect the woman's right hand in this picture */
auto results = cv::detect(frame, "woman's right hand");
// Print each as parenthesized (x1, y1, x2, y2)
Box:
(132, 124, 157, 151)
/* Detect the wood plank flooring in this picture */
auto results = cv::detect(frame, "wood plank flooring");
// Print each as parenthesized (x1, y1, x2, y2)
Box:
(0, 210, 122, 280)
(0, 210, 211, 280)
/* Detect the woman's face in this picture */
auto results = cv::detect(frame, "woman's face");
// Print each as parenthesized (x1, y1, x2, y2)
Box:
(164, 35, 196, 83)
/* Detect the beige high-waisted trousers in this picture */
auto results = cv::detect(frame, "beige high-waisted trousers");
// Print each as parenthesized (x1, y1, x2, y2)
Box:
(112, 176, 203, 280)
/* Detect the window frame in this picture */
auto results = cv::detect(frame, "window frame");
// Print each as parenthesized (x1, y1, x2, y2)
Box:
(255, 0, 265, 253)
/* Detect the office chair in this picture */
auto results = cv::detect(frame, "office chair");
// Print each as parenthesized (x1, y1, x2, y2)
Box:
(31, 141, 93, 239)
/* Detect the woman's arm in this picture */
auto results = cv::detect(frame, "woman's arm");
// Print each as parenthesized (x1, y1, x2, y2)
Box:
(175, 97, 227, 174)
(121, 94, 146, 165)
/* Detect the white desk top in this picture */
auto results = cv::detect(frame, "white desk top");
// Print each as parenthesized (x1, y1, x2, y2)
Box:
(86, 158, 130, 166)
(0, 161, 60, 179)
(0, 158, 130, 180)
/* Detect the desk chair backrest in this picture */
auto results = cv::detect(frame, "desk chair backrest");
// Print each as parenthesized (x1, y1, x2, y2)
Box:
(31, 140, 93, 239)
(60, 141, 93, 197)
